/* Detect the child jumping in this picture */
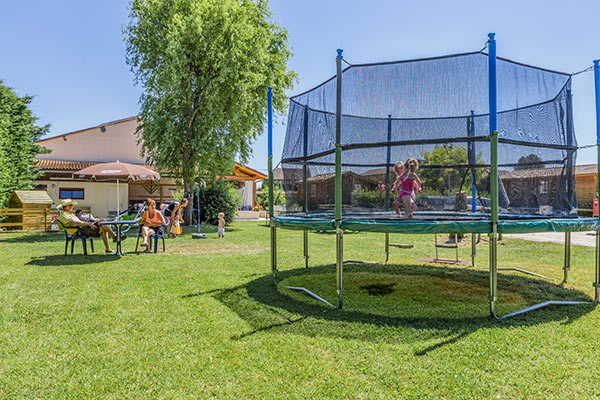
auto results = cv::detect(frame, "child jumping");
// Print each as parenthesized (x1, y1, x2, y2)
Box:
(395, 158, 422, 219)
(217, 212, 226, 238)
(391, 161, 407, 216)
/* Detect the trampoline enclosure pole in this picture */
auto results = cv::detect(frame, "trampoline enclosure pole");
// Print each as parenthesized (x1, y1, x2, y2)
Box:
(335, 49, 344, 308)
(594, 59, 600, 301)
(303, 105, 309, 268)
(469, 111, 477, 213)
(385, 114, 392, 210)
(268, 86, 277, 283)
(488, 33, 498, 317)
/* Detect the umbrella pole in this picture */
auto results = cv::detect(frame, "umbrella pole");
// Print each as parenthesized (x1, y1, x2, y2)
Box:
(117, 179, 119, 220)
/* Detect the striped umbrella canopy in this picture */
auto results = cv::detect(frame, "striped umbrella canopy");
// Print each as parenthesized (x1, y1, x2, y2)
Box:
(75, 161, 160, 218)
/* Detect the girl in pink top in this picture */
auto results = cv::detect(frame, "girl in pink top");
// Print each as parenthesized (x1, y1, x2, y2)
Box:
(396, 158, 422, 218)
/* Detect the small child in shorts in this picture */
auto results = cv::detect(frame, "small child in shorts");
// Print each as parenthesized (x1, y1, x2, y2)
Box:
(217, 212, 225, 238)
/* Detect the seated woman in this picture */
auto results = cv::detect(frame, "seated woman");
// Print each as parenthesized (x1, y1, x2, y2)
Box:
(140, 198, 166, 252)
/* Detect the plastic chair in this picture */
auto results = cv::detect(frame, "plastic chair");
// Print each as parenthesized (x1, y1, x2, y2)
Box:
(55, 219, 94, 256)
(135, 225, 166, 253)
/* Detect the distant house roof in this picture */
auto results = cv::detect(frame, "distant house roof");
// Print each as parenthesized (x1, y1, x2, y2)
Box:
(273, 167, 305, 181)
(298, 171, 377, 184)
(500, 164, 597, 179)
(360, 168, 388, 177)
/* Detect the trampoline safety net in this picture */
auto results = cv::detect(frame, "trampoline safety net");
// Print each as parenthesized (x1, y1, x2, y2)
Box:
(278, 51, 577, 217)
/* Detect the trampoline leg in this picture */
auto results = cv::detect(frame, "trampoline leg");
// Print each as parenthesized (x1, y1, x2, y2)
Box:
(336, 227, 344, 309)
(303, 230, 309, 268)
(560, 231, 571, 286)
(385, 232, 390, 263)
(489, 230, 498, 319)
(271, 226, 278, 284)
(471, 233, 477, 267)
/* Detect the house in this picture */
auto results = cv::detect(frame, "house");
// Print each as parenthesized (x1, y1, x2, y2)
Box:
(499, 164, 597, 209)
(34, 116, 266, 217)
(296, 171, 378, 210)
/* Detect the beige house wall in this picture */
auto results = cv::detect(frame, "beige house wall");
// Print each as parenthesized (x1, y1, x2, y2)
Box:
(37, 117, 145, 164)
(36, 180, 129, 218)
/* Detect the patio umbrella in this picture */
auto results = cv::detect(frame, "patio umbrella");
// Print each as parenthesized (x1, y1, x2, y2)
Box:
(75, 161, 160, 218)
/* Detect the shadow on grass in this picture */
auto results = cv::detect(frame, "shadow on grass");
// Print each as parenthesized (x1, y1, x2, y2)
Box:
(184, 264, 595, 355)
(0, 232, 64, 244)
(26, 254, 122, 266)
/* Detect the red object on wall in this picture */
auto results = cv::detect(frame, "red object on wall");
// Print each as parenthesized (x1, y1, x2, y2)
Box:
(593, 199, 598, 217)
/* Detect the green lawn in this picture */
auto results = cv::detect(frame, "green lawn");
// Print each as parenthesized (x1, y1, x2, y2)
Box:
(1, 221, 599, 399)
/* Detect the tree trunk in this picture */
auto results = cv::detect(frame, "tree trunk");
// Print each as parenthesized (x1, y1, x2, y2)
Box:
(182, 147, 193, 226)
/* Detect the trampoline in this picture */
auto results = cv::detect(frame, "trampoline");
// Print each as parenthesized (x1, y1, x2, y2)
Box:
(265, 33, 600, 318)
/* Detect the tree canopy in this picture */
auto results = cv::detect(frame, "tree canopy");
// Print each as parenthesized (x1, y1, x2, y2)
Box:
(124, 0, 296, 221)
(515, 154, 544, 170)
(0, 81, 49, 208)
(418, 145, 485, 196)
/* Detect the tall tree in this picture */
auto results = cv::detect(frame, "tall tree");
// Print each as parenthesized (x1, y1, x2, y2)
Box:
(515, 154, 544, 170)
(0, 81, 49, 208)
(419, 145, 484, 196)
(124, 0, 296, 223)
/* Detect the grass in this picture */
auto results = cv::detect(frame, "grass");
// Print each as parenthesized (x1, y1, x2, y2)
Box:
(0, 221, 599, 398)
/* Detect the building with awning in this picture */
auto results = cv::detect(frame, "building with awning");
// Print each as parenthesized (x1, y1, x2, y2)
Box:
(34, 116, 265, 217)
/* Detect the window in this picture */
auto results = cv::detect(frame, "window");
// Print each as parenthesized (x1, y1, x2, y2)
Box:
(310, 184, 317, 198)
(59, 188, 84, 200)
(539, 180, 548, 195)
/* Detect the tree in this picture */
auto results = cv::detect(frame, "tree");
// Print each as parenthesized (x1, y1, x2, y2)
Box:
(124, 0, 296, 223)
(418, 145, 484, 196)
(515, 154, 544, 170)
(0, 81, 49, 208)
(256, 185, 285, 210)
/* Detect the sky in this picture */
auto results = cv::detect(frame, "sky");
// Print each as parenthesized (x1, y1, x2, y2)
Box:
(1, 0, 600, 174)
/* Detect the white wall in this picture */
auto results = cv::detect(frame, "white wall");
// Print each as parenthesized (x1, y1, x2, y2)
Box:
(37, 180, 129, 218)
(36, 118, 145, 164)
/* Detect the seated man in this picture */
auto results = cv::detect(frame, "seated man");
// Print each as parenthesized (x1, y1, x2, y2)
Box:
(57, 199, 120, 254)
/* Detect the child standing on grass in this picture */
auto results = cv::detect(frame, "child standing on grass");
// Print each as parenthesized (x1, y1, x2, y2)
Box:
(217, 212, 226, 238)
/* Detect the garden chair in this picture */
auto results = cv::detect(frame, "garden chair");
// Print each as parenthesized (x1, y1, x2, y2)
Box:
(55, 219, 94, 256)
(134, 224, 166, 253)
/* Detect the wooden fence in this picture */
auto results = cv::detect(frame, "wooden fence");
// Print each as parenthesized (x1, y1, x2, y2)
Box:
(0, 207, 91, 231)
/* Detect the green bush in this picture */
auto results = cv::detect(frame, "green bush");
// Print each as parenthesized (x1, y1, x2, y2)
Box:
(195, 182, 241, 225)
(351, 187, 384, 208)
(256, 186, 286, 209)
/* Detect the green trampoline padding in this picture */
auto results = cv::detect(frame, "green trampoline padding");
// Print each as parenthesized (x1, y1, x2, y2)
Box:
(272, 213, 599, 234)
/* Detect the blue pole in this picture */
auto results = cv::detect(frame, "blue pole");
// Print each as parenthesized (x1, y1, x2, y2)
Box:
(267, 86, 274, 218)
(594, 60, 600, 202)
(488, 32, 498, 223)
(196, 185, 200, 232)
(488, 32, 499, 318)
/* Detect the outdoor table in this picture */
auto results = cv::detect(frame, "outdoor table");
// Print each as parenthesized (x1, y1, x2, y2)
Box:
(99, 220, 138, 256)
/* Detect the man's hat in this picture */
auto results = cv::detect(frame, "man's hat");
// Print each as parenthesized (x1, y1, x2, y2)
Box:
(60, 199, 78, 208)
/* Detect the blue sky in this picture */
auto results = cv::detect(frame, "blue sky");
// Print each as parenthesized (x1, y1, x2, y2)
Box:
(1, 0, 599, 173)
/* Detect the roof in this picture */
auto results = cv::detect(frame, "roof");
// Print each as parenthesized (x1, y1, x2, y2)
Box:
(34, 159, 264, 180)
(361, 168, 388, 177)
(10, 190, 53, 204)
(500, 164, 598, 179)
(273, 167, 305, 181)
(298, 171, 377, 183)
(36, 116, 138, 143)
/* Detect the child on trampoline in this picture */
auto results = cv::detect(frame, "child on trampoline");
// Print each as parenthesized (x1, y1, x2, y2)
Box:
(393, 158, 421, 218)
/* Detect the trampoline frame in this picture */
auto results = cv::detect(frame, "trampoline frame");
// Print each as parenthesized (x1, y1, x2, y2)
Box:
(266, 35, 600, 319)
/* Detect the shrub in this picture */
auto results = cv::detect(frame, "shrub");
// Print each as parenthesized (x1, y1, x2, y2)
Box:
(195, 182, 241, 225)
(256, 186, 286, 210)
(351, 187, 384, 208)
